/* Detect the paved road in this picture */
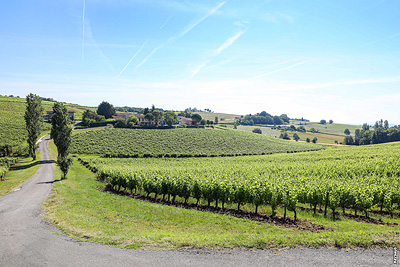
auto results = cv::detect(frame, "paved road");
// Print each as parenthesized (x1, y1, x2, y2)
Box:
(0, 135, 394, 266)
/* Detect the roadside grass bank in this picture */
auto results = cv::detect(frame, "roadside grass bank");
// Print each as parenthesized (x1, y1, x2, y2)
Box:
(44, 141, 400, 249)
(0, 150, 41, 197)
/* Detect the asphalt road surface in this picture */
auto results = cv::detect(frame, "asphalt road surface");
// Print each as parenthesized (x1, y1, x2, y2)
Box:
(0, 135, 394, 266)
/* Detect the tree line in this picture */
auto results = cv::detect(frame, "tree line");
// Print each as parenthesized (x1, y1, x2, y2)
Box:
(344, 120, 400, 145)
(237, 111, 290, 126)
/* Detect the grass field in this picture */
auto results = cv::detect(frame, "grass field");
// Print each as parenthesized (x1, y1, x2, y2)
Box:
(0, 151, 41, 196)
(70, 127, 321, 157)
(196, 112, 240, 124)
(45, 141, 400, 249)
(290, 121, 362, 137)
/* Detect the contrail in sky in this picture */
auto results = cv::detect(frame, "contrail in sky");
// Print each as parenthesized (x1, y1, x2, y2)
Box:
(178, 1, 226, 39)
(248, 60, 314, 80)
(160, 13, 174, 30)
(82, 0, 85, 62)
(117, 41, 147, 78)
(365, 32, 400, 46)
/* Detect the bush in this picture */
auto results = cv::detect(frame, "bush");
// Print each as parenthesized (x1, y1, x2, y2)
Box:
(252, 128, 262, 134)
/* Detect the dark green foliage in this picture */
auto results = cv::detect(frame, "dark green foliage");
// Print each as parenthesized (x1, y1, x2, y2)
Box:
(24, 93, 43, 160)
(279, 131, 290, 140)
(344, 128, 350, 135)
(320, 119, 326, 124)
(293, 133, 300, 141)
(312, 137, 318, 143)
(51, 102, 72, 179)
(191, 114, 202, 125)
(343, 136, 354, 145)
(97, 101, 116, 119)
(306, 138, 310, 143)
(252, 128, 262, 134)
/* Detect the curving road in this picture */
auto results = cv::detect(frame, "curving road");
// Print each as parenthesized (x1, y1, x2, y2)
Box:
(0, 135, 393, 266)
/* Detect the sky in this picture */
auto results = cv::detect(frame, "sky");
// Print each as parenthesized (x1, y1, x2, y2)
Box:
(1, 0, 399, 124)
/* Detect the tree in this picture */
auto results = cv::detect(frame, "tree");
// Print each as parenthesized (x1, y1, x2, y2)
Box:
(24, 93, 43, 160)
(280, 114, 290, 123)
(51, 103, 72, 179)
(97, 101, 116, 119)
(151, 104, 156, 112)
(273, 116, 283, 125)
(82, 109, 98, 126)
(200, 119, 206, 126)
(164, 111, 178, 127)
(192, 114, 202, 126)
(344, 136, 354, 145)
(329, 120, 333, 124)
(252, 128, 262, 134)
(152, 110, 163, 126)
(144, 113, 154, 126)
(362, 123, 370, 131)
(279, 131, 290, 140)
(320, 119, 326, 125)
(293, 133, 300, 141)
(128, 115, 138, 124)
(142, 107, 150, 115)
(384, 120, 389, 129)
(312, 137, 318, 143)
(344, 129, 350, 135)
(215, 116, 219, 124)
(306, 137, 310, 143)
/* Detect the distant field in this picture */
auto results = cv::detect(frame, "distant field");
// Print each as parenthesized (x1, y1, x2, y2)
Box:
(70, 128, 321, 157)
(290, 121, 361, 137)
(235, 125, 281, 138)
(196, 112, 240, 124)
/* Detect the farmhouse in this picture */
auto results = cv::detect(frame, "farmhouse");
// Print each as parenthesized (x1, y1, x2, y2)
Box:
(43, 110, 75, 121)
(112, 113, 131, 121)
(178, 116, 194, 126)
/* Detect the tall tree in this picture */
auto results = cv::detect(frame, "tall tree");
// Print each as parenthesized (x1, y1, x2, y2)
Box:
(344, 129, 350, 135)
(191, 114, 202, 126)
(152, 110, 163, 125)
(97, 101, 116, 119)
(51, 103, 72, 179)
(164, 110, 178, 127)
(24, 93, 43, 160)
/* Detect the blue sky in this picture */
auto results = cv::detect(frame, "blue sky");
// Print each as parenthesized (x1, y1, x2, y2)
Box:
(1, 0, 399, 124)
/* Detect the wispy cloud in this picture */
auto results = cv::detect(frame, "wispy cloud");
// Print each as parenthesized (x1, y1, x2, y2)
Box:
(213, 30, 245, 56)
(248, 60, 314, 80)
(134, 41, 168, 72)
(261, 11, 294, 24)
(117, 41, 147, 78)
(82, 0, 86, 62)
(177, 1, 226, 39)
(365, 32, 400, 46)
(135, 2, 225, 72)
(160, 13, 175, 30)
(85, 20, 114, 72)
(191, 30, 246, 78)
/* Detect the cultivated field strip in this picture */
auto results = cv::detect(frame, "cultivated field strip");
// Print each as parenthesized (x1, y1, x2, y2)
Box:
(71, 128, 321, 157)
(79, 142, 400, 219)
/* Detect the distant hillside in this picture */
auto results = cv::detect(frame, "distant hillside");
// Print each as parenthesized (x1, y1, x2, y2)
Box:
(70, 127, 321, 157)
(0, 95, 89, 147)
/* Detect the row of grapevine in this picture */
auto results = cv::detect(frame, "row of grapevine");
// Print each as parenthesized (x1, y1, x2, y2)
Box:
(79, 141, 400, 219)
(0, 157, 17, 181)
(71, 128, 321, 157)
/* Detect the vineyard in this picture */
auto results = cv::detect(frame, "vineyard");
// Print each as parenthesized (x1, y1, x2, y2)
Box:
(0, 95, 87, 147)
(71, 127, 321, 157)
(79, 142, 400, 220)
(0, 157, 17, 181)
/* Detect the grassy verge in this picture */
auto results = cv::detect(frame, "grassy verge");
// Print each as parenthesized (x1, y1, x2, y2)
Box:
(0, 150, 41, 197)
(43, 142, 400, 249)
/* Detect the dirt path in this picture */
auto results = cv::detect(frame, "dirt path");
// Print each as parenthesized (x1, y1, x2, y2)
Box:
(0, 135, 394, 266)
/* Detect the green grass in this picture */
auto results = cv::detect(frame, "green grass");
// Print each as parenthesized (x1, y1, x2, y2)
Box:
(196, 112, 240, 124)
(45, 141, 400, 249)
(70, 127, 321, 157)
(290, 121, 361, 137)
(0, 151, 41, 196)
